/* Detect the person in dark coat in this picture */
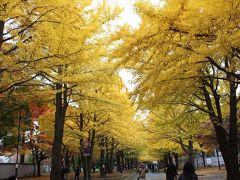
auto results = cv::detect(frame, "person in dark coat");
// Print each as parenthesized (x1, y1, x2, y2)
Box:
(178, 161, 198, 180)
(61, 166, 65, 180)
(166, 163, 178, 180)
(74, 166, 80, 180)
(8, 176, 16, 180)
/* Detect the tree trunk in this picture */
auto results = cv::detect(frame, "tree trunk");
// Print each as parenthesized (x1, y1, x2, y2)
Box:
(174, 153, 179, 169)
(83, 156, 87, 180)
(64, 149, 71, 173)
(82, 153, 91, 180)
(88, 127, 96, 180)
(85, 116, 96, 180)
(72, 156, 75, 170)
(168, 151, 173, 164)
(100, 147, 105, 177)
(220, 144, 239, 180)
(32, 149, 36, 176)
(34, 147, 42, 176)
(37, 160, 41, 176)
(72, 156, 75, 172)
(105, 137, 110, 174)
(121, 152, 124, 171)
(77, 155, 81, 173)
(163, 154, 168, 172)
(188, 140, 195, 166)
(130, 159, 133, 169)
(216, 149, 221, 170)
(50, 82, 68, 180)
(80, 113, 84, 174)
(0, 20, 4, 51)
(201, 151, 206, 167)
(226, 74, 239, 179)
(20, 154, 25, 164)
(125, 158, 128, 169)
(108, 139, 114, 173)
(116, 151, 122, 172)
(20, 134, 25, 163)
(86, 156, 91, 180)
(202, 79, 240, 180)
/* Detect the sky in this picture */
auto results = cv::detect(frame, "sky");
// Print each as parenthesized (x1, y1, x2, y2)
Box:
(112, 0, 139, 91)
(112, 0, 162, 91)
(111, 0, 163, 27)
(112, 0, 141, 28)
(90, 0, 162, 91)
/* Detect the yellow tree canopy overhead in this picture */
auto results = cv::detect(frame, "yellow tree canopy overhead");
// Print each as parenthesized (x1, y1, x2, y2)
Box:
(145, 104, 207, 152)
(110, 0, 240, 109)
(38, 72, 142, 154)
(0, 0, 122, 93)
(110, 2, 240, 175)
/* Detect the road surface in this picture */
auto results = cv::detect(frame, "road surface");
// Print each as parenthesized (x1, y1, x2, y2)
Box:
(124, 172, 225, 180)
(124, 172, 165, 180)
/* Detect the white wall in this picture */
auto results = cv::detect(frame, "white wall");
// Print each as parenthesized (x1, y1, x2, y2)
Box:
(0, 163, 43, 179)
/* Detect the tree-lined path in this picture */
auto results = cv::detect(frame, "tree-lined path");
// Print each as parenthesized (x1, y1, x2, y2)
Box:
(124, 172, 226, 180)
(0, 0, 239, 180)
(125, 172, 165, 180)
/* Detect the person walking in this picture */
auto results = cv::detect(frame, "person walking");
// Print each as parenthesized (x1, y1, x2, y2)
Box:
(178, 161, 198, 180)
(74, 166, 80, 180)
(137, 163, 146, 180)
(61, 166, 65, 180)
(166, 163, 178, 180)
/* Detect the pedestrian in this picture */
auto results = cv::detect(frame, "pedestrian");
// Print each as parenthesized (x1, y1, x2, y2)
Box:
(61, 166, 65, 180)
(178, 161, 198, 180)
(92, 163, 96, 173)
(74, 166, 80, 180)
(65, 165, 70, 180)
(145, 164, 149, 173)
(8, 176, 16, 180)
(137, 163, 146, 180)
(154, 163, 158, 172)
(151, 163, 154, 172)
(166, 162, 178, 180)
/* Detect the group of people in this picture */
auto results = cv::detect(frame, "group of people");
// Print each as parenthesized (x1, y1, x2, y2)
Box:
(137, 161, 198, 180)
(166, 161, 198, 180)
(61, 165, 80, 180)
(147, 163, 159, 172)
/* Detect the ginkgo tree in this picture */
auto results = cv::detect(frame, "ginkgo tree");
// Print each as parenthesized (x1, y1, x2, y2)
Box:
(144, 104, 208, 166)
(38, 70, 142, 179)
(1, 0, 123, 179)
(110, 0, 240, 179)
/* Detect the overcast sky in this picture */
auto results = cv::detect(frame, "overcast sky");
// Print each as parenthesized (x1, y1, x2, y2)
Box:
(92, 0, 161, 91)
(114, 0, 162, 91)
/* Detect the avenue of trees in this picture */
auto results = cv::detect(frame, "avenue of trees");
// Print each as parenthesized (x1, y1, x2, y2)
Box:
(0, 1, 142, 180)
(0, 0, 239, 180)
(110, 0, 240, 179)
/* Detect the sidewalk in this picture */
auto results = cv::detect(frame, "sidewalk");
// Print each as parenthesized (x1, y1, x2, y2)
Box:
(20, 169, 136, 180)
(196, 167, 226, 180)
(196, 166, 226, 176)
(20, 167, 227, 180)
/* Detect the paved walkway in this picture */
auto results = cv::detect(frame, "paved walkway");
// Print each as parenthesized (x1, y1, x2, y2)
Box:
(20, 167, 226, 180)
(124, 172, 165, 180)
(124, 172, 226, 180)
(197, 167, 226, 180)
(198, 175, 226, 180)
